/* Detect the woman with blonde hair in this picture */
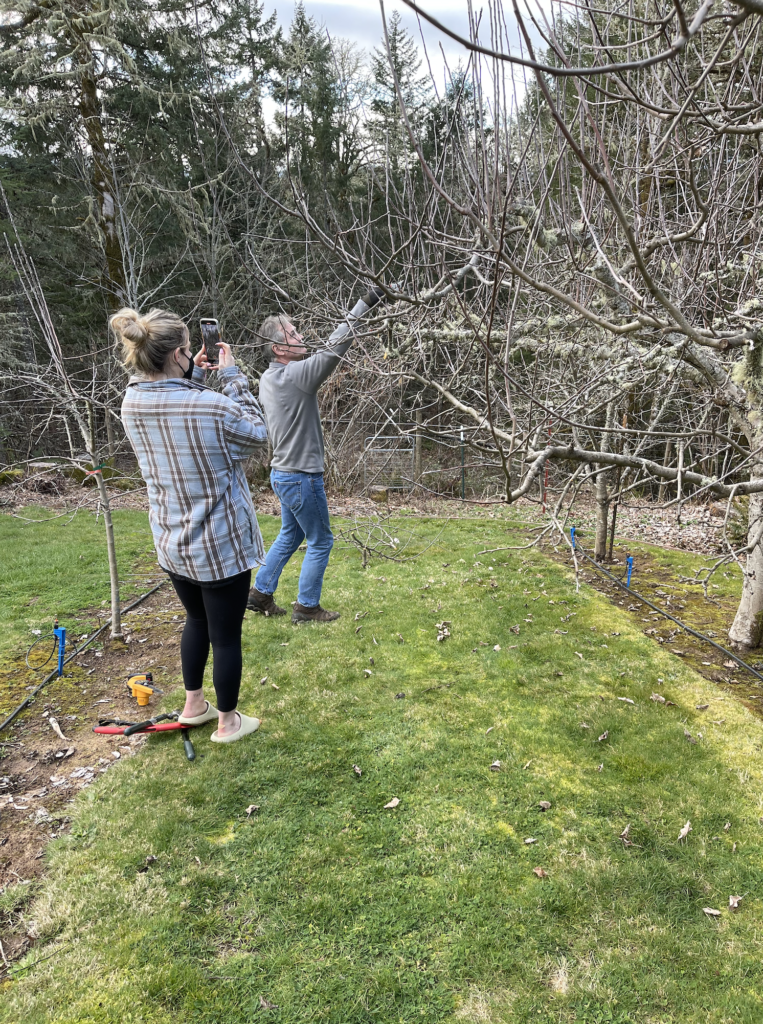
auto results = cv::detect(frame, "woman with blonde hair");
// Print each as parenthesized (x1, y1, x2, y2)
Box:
(112, 306, 267, 743)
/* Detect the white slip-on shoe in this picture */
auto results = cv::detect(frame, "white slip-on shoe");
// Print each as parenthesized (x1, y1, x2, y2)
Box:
(178, 700, 219, 725)
(210, 713, 261, 744)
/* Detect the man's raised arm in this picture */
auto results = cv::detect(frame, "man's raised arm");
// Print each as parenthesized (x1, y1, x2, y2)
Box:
(288, 286, 387, 394)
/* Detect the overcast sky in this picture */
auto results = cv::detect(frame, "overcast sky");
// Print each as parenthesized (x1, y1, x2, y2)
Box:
(268, 0, 521, 92)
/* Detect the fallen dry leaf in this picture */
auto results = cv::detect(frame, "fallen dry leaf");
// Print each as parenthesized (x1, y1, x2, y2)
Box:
(597, 763, 603, 772)
(364, 669, 372, 677)
(138, 854, 158, 873)
(260, 676, 268, 685)
(259, 996, 278, 1010)
(729, 894, 743, 911)
(703, 907, 721, 918)
(524, 837, 537, 845)
(620, 823, 631, 841)
(246, 805, 259, 816)
(618, 697, 635, 705)
(724, 822, 731, 831)
(722, 660, 737, 670)
(580, 722, 590, 729)
(493, 644, 501, 652)
(435, 621, 451, 641)
(489, 760, 502, 771)
(678, 820, 692, 842)
(684, 729, 697, 744)
(396, 633, 405, 643)
(384, 797, 400, 809)
(523, 760, 532, 770)
(538, 801, 551, 811)
(696, 704, 709, 711)
(354, 611, 367, 622)
(271, 683, 280, 690)
(353, 765, 362, 777)
(650, 693, 666, 703)
(395, 692, 405, 699)
(533, 867, 548, 878)
(575, 652, 583, 659)
(47, 717, 68, 742)
(598, 731, 609, 742)
(485, 726, 494, 735)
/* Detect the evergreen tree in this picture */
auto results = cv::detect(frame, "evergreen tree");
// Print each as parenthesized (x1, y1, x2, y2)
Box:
(369, 11, 431, 171)
(273, 4, 340, 194)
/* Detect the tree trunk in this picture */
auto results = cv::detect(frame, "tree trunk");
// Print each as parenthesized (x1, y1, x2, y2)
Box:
(594, 468, 609, 561)
(657, 440, 673, 503)
(594, 401, 615, 561)
(105, 408, 115, 459)
(729, 484, 763, 649)
(93, 471, 123, 638)
(414, 407, 422, 486)
(78, 68, 127, 309)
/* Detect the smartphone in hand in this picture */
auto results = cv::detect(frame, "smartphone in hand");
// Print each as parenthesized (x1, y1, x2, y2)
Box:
(199, 318, 221, 366)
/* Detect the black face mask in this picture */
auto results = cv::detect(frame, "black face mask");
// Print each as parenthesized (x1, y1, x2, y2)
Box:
(179, 352, 195, 380)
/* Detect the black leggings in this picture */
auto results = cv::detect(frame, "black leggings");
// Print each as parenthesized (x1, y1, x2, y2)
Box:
(169, 570, 251, 713)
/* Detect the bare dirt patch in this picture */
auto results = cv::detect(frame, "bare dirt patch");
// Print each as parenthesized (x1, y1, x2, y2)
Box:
(0, 584, 185, 967)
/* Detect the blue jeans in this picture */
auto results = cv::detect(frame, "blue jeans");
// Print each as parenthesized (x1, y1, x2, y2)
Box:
(255, 470, 334, 607)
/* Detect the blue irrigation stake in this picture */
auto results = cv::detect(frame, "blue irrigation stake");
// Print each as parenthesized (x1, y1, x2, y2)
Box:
(570, 526, 576, 550)
(53, 625, 66, 677)
(626, 556, 634, 589)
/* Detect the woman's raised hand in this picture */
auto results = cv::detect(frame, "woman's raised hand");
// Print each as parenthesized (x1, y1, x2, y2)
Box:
(216, 342, 236, 369)
(193, 346, 211, 370)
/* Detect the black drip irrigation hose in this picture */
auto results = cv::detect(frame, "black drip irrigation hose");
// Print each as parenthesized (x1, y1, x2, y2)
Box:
(0, 580, 167, 736)
(572, 541, 763, 686)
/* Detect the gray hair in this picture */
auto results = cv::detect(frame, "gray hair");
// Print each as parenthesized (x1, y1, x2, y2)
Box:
(256, 314, 290, 369)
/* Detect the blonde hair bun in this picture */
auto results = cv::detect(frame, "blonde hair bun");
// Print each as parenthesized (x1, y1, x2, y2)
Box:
(111, 309, 149, 346)
(110, 306, 189, 376)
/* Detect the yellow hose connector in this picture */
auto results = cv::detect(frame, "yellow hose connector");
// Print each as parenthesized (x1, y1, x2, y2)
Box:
(127, 673, 155, 707)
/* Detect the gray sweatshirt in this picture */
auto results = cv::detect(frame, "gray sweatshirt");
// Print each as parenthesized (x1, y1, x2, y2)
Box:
(259, 298, 371, 474)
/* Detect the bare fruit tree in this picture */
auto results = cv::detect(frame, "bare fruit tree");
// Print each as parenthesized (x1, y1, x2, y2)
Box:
(3, 201, 124, 637)
(235, 0, 763, 648)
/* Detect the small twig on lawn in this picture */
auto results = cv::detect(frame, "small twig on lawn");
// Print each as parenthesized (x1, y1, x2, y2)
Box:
(3, 943, 70, 978)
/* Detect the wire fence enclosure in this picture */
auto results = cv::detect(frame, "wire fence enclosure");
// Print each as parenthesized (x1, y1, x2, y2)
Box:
(362, 436, 415, 492)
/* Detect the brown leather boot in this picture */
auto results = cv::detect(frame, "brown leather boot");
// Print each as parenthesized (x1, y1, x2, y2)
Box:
(292, 602, 340, 623)
(247, 587, 287, 617)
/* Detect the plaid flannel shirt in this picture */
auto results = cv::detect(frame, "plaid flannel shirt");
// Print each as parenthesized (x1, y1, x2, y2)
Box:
(121, 366, 268, 582)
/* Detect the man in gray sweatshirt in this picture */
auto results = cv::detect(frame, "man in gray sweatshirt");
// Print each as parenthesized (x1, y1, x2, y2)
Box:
(249, 287, 386, 622)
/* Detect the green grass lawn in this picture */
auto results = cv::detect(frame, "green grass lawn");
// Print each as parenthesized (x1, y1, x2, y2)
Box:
(0, 507, 158, 717)
(2, 512, 763, 1023)
(0, 507, 156, 658)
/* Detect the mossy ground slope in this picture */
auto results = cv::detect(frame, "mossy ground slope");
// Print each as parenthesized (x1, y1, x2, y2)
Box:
(1, 513, 763, 1023)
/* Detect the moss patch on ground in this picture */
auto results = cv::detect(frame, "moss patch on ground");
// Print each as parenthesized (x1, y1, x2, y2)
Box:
(1, 513, 763, 1023)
